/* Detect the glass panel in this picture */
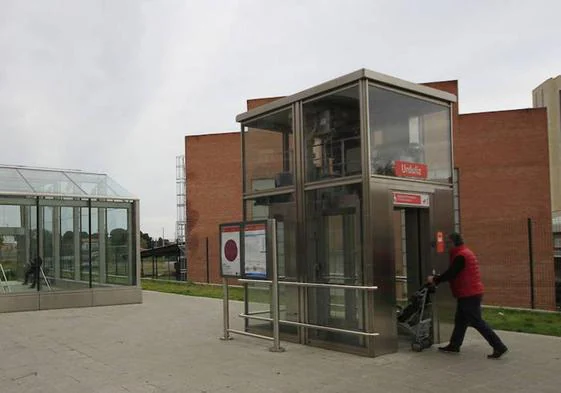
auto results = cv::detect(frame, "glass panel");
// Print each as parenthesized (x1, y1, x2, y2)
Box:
(80, 207, 99, 283)
(23, 205, 40, 290)
(17, 169, 86, 196)
(106, 208, 131, 285)
(244, 193, 298, 335)
(243, 107, 294, 194)
(29, 205, 37, 264)
(0, 205, 28, 293)
(41, 206, 54, 290)
(65, 172, 134, 198)
(305, 183, 364, 347)
(60, 207, 75, 280)
(0, 168, 33, 194)
(0, 204, 22, 227)
(246, 281, 273, 335)
(244, 194, 297, 278)
(303, 85, 361, 182)
(369, 85, 452, 183)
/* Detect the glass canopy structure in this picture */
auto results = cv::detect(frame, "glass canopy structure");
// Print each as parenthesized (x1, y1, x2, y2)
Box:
(0, 165, 141, 313)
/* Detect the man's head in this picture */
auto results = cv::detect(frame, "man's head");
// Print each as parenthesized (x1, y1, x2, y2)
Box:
(448, 232, 464, 247)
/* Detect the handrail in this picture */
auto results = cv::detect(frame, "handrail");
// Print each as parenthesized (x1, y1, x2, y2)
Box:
(237, 277, 379, 340)
(238, 278, 377, 291)
(221, 218, 379, 353)
(239, 313, 379, 337)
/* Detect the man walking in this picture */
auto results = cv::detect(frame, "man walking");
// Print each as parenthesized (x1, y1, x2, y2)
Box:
(427, 232, 508, 359)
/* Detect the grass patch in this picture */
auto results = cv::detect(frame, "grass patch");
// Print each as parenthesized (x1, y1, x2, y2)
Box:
(483, 307, 561, 337)
(141, 279, 561, 337)
(141, 279, 244, 301)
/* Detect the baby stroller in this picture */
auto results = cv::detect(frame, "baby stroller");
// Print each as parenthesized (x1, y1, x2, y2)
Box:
(397, 283, 435, 352)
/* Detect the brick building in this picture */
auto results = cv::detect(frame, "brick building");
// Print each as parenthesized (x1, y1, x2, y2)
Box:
(185, 79, 556, 310)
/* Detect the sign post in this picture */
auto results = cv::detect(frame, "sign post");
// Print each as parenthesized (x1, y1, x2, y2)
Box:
(219, 222, 242, 341)
(219, 220, 279, 348)
(268, 218, 284, 352)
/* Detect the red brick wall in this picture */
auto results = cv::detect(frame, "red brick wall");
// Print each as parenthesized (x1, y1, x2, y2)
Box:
(185, 83, 556, 310)
(185, 133, 242, 283)
(247, 97, 284, 110)
(457, 108, 555, 310)
(186, 98, 282, 284)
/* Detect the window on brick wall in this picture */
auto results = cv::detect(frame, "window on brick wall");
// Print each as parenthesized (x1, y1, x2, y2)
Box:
(453, 168, 460, 232)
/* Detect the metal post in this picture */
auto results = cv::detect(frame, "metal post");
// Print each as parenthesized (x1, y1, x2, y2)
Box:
(152, 240, 155, 279)
(527, 217, 535, 309)
(206, 237, 210, 283)
(88, 199, 92, 289)
(36, 198, 41, 292)
(269, 218, 285, 352)
(167, 257, 171, 280)
(220, 277, 232, 340)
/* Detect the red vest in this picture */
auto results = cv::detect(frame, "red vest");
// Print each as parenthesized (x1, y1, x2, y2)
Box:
(448, 245, 484, 298)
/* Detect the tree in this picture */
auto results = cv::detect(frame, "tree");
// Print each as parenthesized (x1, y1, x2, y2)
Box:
(110, 228, 128, 246)
(140, 231, 153, 249)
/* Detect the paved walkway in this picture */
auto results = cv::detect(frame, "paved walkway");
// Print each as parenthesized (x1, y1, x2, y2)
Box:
(1, 291, 560, 393)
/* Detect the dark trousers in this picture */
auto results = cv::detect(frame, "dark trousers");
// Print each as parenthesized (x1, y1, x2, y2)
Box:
(23, 266, 35, 284)
(450, 295, 506, 350)
(23, 266, 39, 288)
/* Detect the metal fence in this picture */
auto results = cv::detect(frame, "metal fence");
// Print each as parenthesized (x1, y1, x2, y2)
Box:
(141, 256, 181, 281)
(461, 217, 560, 311)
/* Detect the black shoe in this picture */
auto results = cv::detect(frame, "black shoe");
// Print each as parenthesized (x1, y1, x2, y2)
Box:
(438, 345, 460, 353)
(487, 347, 508, 359)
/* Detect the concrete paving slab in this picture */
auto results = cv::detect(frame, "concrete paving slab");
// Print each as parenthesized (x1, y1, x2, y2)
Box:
(0, 290, 560, 393)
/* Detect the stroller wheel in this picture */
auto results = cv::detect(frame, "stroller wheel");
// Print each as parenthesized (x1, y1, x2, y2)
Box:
(411, 343, 423, 352)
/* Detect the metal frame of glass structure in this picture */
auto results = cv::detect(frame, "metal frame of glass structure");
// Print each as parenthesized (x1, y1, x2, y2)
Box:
(0, 165, 141, 313)
(236, 69, 457, 357)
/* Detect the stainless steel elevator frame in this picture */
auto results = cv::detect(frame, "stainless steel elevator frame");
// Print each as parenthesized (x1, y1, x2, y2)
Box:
(236, 69, 457, 357)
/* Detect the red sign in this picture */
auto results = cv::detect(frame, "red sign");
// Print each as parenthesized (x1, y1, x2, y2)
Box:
(392, 192, 430, 207)
(436, 231, 445, 253)
(395, 161, 428, 179)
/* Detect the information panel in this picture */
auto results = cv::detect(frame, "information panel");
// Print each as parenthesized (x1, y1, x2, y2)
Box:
(243, 222, 268, 279)
(219, 223, 242, 278)
(219, 220, 270, 280)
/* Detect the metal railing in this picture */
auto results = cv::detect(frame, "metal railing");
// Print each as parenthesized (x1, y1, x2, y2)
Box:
(220, 218, 379, 353)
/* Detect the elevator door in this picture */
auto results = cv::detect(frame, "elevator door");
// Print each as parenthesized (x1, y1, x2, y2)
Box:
(309, 208, 363, 346)
(393, 208, 430, 309)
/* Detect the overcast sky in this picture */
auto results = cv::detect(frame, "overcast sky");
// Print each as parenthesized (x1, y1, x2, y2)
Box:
(1, 0, 560, 239)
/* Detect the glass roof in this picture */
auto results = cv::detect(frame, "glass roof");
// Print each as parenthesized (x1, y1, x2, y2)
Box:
(0, 165, 136, 199)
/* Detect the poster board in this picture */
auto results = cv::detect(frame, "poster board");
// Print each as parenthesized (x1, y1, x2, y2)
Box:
(219, 220, 270, 280)
(242, 221, 268, 279)
(219, 223, 242, 278)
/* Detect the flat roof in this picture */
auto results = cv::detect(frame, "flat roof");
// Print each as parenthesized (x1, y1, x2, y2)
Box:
(236, 68, 458, 123)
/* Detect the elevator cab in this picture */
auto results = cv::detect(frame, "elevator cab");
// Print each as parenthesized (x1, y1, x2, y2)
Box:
(237, 68, 457, 357)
